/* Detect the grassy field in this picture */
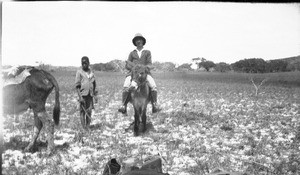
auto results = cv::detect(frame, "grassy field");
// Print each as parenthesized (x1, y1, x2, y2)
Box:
(2, 70, 300, 175)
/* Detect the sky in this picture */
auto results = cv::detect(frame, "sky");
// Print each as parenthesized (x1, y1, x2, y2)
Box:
(1, 1, 300, 67)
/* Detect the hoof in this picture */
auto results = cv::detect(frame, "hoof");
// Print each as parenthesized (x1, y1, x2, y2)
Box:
(152, 108, 162, 114)
(134, 131, 139, 137)
(118, 108, 127, 114)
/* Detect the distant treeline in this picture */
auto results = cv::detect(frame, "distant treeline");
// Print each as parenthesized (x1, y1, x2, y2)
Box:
(89, 56, 300, 73)
(231, 58, 300, 73)
(27, 55, 300, 73)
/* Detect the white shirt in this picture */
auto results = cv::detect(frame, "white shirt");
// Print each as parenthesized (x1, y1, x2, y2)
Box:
(136, 48, 144, 58)
(85, 69, 93, 79)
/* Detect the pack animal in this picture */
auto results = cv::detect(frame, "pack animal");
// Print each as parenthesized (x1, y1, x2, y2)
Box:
(2, 67, 60, 154)
(129, 65, 151, 136)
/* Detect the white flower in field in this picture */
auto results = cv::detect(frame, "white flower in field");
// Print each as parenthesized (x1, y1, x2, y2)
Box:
(73, 156, 89, 172)
(172, 132, 181, 139)
(131, 149, 139, 156)
(3, 132, 17, 142)
(166, 171, 177, 175)
(219, 156, 226, 163)
(182, 135, 191, 143)
(61, 155, 72, 167)
(287, 133, 295, 140)
(115, 120, 131, 130)
(203, 142, 211, 150)
(219, 98, 225, 103)
(45, 103, 51, 107)
(54, 139, 66, 145)
(264, 156, 272, 164)
(145, 145, 160, 155)
(71, 97, 78, 103)
(260, 129, 268, 136)
(102, 130, 112, 137)
(7, 150, 24, 161)
(69, 146, 81, 155)
(173, 156, 197, 169)
(177, 172, 191, 175)
(123, 157, 136, 165)
(126, 136, 153, 145)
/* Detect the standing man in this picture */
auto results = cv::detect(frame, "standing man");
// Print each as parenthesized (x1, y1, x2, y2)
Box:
(75, 56, 97, 129)
(118, 33, 162, 114)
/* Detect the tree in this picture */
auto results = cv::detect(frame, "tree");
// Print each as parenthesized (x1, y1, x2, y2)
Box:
(286, 61, 300, 71)
(177, 63, 192, 71)
(161, 62, 176, 71)
(104, 62, 116, 71)
(92, 63, 106, 71)
(108, 60, 125, 72)
(92, 59, 124, 72)
(266, 60, 288, 72)
(152, 61, 163, 71)
(215, 62, 231, 72)
(231, 60, 244, 72)
(198, 61, 216, 71)
(232, 58, 267, 73)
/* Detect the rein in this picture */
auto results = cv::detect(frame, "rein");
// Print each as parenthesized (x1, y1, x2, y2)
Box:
(133, 77, 148, 93)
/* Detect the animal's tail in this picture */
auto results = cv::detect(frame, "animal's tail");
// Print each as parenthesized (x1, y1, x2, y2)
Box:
(44, 70, 60, 125)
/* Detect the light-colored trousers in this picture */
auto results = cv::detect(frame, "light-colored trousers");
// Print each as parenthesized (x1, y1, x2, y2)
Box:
(123, 75, 157, 91)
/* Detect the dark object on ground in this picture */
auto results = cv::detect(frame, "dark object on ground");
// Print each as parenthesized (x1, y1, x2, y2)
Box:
(102, 158, 121, 175)
(102, 157, 169, 175)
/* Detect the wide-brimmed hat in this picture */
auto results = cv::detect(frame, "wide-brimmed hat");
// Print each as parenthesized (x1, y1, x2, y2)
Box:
(132, 33, 146, 46)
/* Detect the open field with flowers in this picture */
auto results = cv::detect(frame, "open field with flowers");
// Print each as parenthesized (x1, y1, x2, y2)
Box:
(2, 70, 300, 175)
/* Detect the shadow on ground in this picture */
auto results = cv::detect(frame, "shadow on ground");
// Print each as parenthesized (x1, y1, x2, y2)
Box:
(4, 135, 47, 153)
(125, 121, 156, 135)
(89, 123, 104, 130)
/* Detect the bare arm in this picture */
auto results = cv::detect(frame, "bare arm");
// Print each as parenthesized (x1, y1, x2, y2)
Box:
(76, 87, 82, 98)
(75, 71, 84, 103)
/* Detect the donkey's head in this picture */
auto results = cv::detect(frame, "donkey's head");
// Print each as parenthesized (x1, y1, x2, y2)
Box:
(132, 64, 148, 84)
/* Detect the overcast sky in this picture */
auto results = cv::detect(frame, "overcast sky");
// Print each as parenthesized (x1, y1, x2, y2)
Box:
(1, 2, 300, 67)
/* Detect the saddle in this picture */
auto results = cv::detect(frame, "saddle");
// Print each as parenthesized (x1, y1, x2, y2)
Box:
(2, 66, 33, 87)
(102, 157, 169, 175)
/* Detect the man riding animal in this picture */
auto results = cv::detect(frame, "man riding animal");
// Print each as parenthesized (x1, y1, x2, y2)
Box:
(118, 33, 162, 114)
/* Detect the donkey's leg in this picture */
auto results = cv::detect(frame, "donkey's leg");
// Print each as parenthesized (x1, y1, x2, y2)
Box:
(25, 112, 43, 152)
(141, 107, 147, 133)
(134, 109, 140, 136)
(36, 111, 55, 154)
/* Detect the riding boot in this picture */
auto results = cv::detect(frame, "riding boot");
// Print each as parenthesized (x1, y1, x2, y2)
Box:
(151, 90, 162, 113)
(118, 90, 130, 114)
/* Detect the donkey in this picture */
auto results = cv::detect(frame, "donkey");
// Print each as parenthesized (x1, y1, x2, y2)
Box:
(2, 67, 60, 154)
(129, 65, 152, 136)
